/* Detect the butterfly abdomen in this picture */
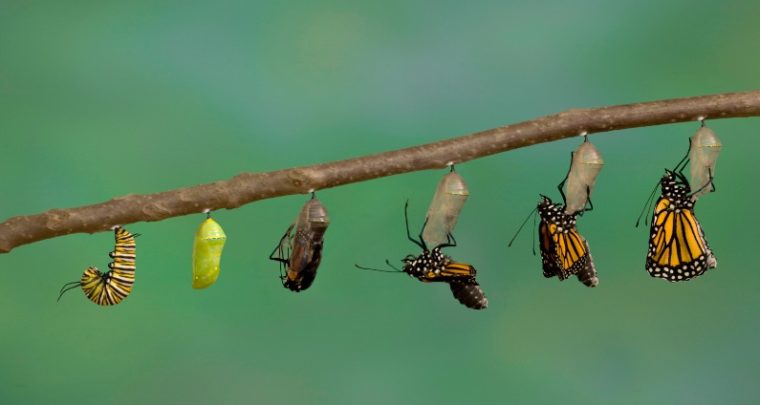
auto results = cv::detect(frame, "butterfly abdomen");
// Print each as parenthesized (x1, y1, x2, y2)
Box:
(449, 280, 488, 310)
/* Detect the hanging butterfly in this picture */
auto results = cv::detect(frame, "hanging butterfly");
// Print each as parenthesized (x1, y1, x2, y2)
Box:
(509, 143, 599, 288)
(356, 201, 488, 310)
(58, 226, 140, 306)
(269, 194, 330, 292)
(641, 168, 717, 281)
(537, 195, 598, 287)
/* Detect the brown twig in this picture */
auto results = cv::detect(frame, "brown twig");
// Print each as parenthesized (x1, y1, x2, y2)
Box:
(1, 90, 759, 254)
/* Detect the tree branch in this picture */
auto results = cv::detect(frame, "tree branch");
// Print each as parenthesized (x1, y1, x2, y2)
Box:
(2, 90, 759, 254)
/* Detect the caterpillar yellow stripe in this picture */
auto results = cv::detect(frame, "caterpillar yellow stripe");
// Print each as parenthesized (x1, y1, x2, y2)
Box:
(192, 216, 227, 289)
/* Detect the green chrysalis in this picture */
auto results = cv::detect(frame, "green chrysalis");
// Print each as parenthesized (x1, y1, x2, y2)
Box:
(192, 215, 226, 289)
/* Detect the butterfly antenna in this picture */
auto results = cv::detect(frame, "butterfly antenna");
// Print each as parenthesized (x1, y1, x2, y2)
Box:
(354, 263, 403, 274)
(635, 180, 660, 227)
(508, 206, 538, 247)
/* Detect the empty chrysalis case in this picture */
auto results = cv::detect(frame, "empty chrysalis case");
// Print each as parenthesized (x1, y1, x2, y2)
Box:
(422, 170, 469, 248)
(192, 217, 227, 289)
(689, 126, 722, 200)
(564, 140, 604, 215)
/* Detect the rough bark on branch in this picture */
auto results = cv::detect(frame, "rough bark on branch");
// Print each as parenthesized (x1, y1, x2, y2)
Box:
(2, 90, 759, 254)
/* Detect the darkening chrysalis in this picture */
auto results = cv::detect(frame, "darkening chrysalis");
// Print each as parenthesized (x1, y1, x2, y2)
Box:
(562, 137, 604, 215)
(422, 167, 469, 248)
(192, 213, 227, 289)
(689, 124, 721, 200)
(269, 194, 330, 292)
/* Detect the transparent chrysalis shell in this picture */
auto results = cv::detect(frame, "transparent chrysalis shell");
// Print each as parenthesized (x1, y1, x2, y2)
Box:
(564, 140, 604, 215)
(270, 197, 330, 292)
(192, 217, 227, 289)
(422, 170, 469, 248)
(689, 126, 722, 200)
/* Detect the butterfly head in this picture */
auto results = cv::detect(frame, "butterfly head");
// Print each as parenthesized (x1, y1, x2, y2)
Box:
(537, 195, 576, 229)
(661, 170, 691, 204)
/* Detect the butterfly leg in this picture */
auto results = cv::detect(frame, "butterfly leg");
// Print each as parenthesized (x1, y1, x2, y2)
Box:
(708, 168, 716, 192)
(404, 200, 426, 250)
(557, 152, 573, 205)
(674, 139, 691, 175)
(583, 185, 594, 213)
(269, 225, 293, 275)
(691, 167, 716, 196)
(436, 232, 458, 249)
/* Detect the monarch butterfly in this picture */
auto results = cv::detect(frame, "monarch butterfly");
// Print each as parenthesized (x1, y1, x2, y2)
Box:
(689, 123, 722, 200)
(192, 213, 226, 289)
(644, 169, 717, 281)
(560, 137, 604, 215)
(269, 194, 330, 292)
(58, 226, 139, 306)
(422, 166, 469, 248)
(537, 195, 598, 287)
(356, 201, 488, 310)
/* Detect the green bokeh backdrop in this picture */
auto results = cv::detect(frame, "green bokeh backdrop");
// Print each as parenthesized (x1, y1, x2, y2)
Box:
(1, 1, 759, 404)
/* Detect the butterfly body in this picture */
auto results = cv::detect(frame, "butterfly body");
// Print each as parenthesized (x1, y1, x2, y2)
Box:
(401, 246, 487, 309)
(646, 170, 716, 281)
(402, 247, 475, 283)
(537, 196, 597, 286)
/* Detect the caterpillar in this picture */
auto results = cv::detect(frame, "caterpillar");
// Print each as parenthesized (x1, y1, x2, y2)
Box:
(58, 226, 139, 306)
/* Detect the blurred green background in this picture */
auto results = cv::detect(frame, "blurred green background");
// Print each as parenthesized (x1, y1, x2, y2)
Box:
(1, 1, 758, 404)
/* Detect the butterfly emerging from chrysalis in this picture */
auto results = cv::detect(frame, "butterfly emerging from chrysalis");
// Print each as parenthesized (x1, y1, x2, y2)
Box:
(509, 137, 601, 287)
(637, 122, 719, 282)
(356, 201, 488, 310)
(58, 226, 140, 306)
(536, 195, 598, 287)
